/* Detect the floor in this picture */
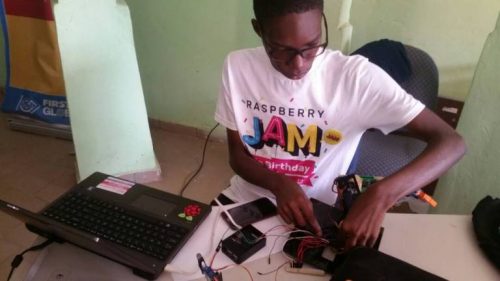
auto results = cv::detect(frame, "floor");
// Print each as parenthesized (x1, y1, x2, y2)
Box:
(0, 111, 234, 279)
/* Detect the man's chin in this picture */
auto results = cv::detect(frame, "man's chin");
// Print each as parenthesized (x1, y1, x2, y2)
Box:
(285, 72, 307, 80)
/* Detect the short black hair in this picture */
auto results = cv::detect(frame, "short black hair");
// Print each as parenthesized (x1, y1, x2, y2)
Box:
(253, 0, 324, 22)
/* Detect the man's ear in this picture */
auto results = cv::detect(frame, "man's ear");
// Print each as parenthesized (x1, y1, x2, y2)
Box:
(251, 19, 262, 38)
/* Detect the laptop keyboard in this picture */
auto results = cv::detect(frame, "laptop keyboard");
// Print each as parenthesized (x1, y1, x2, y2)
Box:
(42, 192, 188, 261)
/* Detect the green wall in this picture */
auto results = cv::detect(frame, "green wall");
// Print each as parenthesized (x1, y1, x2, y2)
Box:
(433, 12, 500, 214)
(125, 0, 342, 131)
(124, 0, 499, 131)
(2, 1, 498, 131)
(126, 0, 258, 131)
(350, 0, 500, 102)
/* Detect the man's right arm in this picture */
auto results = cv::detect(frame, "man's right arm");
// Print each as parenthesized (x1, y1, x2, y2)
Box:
(225, 128, 321, 235)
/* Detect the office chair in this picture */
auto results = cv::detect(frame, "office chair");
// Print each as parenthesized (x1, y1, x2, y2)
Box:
(348, 40, 439, 178)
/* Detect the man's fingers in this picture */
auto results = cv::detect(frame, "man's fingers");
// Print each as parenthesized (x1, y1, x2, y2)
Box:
(356, 235, 368, 248)
(290, 204, 307, 227)
(309, 218, 322, 236)
(301, 204, 322, 236)
(366, 235, 377, 248)
(341, 227, 379, 249)
(366, 229, 381, 248)
(341, 223, 359, 250)
(278, 207, 293, 225)
(345, 235, 358, 250)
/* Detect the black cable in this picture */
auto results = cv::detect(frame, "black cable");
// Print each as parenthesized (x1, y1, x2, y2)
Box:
(180, 123, 219, 197)
(7, 238, 55, 281)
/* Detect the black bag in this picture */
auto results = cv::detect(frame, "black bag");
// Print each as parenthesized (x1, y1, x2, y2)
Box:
(472, 195, 500, 269)
(331, 247, 446, 281)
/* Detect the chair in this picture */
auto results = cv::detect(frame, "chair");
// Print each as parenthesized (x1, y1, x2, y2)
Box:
(347, 40, 439, 178)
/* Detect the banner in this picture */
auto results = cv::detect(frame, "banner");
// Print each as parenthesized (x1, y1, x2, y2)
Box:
(0, 0, 69, 125)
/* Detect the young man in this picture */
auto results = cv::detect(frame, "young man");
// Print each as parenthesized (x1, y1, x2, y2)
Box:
(214, 0, 465, 249)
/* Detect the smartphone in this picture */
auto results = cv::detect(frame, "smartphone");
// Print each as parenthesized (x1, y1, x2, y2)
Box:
(221, 197, 277, 230)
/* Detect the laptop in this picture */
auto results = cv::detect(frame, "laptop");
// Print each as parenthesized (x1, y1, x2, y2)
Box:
(0, 172, 211, 280)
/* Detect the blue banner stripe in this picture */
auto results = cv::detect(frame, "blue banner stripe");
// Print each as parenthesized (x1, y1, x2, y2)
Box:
(1, 86, 70, 125)
(0, 3, 69, 126)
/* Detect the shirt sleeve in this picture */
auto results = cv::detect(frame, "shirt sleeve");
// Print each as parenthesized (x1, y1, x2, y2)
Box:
(214, 56, 238, 131)
(353, 59, 425, 134)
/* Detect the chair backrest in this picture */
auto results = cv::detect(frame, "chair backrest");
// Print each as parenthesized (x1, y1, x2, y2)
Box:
(351, 40, 439, 109)
(399, 45, 439, 110)
(347, 41, 439, 176)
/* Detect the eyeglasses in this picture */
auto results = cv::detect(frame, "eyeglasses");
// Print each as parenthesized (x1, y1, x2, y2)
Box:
(259, 13, 329, 63)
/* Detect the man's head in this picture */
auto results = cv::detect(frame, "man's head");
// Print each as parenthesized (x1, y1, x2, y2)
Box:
(252, 0, 327, 80)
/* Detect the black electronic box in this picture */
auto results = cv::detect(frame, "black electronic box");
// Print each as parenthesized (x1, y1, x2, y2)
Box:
(221, 224, 266, 264)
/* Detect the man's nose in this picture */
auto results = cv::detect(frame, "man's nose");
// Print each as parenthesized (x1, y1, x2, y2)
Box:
(288, 53, 305, 70)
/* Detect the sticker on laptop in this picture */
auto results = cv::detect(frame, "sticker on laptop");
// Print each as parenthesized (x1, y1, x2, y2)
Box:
(96, 176, 135, 195)
(178, 204, 202, 222)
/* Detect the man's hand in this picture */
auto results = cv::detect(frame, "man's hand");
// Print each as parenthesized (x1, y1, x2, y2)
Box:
(272, 176, 322, 236)
(225, 129, 322, 236)
(339, 109, 466, 250)
(339, 183, 391, 249)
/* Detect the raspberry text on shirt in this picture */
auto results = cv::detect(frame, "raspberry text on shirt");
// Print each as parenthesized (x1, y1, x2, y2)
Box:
(244, 99, 324, 119)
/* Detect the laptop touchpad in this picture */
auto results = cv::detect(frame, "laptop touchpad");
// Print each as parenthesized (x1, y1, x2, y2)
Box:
(131, 195, 176, 218)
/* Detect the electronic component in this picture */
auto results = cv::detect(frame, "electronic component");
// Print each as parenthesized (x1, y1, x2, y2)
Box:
(197, 253, 223, 281)
(282, 198, 385, 273)
(221, 224, 266, 264)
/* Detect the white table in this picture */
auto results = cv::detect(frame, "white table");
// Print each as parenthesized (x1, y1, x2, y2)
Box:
(380, 213, 499, 281)
(13, 213, 500, 281)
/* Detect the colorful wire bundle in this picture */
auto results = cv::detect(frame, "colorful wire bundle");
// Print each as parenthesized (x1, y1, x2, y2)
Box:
(294, 236, 330, 266)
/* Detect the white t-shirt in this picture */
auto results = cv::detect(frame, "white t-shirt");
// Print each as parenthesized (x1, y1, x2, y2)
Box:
(215, 47, 424, 205)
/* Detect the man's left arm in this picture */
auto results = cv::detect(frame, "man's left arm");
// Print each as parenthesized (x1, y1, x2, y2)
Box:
(340, 108, 466, 249)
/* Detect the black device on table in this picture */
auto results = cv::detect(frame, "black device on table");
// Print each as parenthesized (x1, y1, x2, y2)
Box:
(331, 247, 446, 281)
(283, 197, 445, 280)
(220, 197, 277, 230)
(282, 198, 346, 272)
(0, 172, 211, 280)
(221, 224, 266, 264)
(283, 198, 384, 273)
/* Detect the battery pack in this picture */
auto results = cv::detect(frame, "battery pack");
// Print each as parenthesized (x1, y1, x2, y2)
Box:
(221, 224, 266, 264)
